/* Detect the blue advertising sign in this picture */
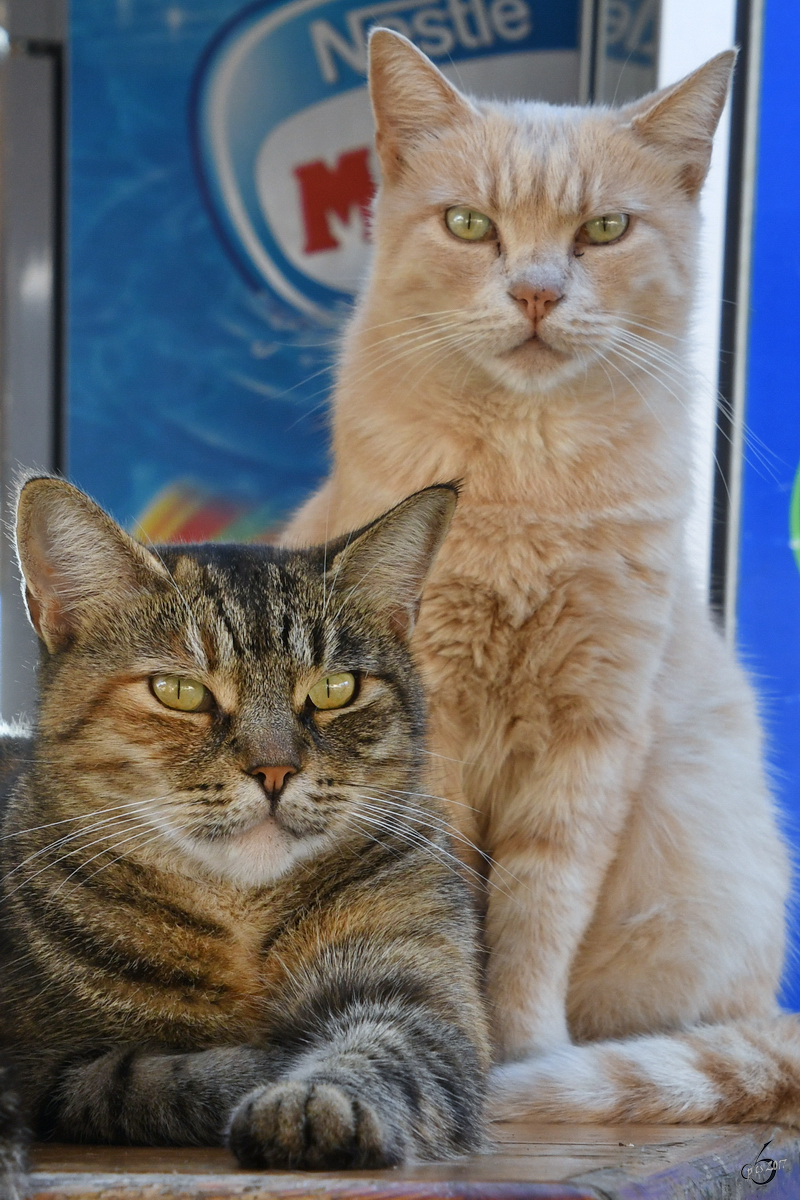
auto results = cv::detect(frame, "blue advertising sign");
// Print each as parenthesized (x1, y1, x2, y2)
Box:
(736, 0, 800, 1006)
(69, 0, 581, 543)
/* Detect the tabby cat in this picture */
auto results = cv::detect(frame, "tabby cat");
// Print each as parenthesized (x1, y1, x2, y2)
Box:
(285, 30, 800, 1123)
(0, 476, 488, 1169)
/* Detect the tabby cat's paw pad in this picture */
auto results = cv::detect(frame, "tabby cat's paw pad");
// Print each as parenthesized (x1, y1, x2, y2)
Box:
(228, 1079, 398, 1170)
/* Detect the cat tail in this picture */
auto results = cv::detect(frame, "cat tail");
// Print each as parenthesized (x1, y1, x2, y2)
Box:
(489, 1016, 800, 1125)
(0, 1060, 27, 1200)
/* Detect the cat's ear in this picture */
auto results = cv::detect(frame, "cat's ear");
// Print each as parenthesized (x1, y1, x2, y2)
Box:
(368, 29, 477, 180)
(15, 476, 171, 653)
(327, 484, 458, 638)
(623, 49, 736, 196)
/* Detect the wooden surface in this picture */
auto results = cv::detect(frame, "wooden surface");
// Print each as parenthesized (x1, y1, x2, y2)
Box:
(26, 1122, 800, 1200)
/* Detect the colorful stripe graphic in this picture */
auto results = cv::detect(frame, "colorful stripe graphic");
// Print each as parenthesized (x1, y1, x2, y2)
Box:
(133, 482, 280, 545)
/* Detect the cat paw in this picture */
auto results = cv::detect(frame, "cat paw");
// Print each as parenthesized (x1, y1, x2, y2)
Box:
(227, 1078, 401, 1170)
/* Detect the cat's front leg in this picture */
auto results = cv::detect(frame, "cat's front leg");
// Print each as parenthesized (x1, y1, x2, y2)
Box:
(48, 1045, 279, 1145)
(484, 743, 639, 1062)
(228, 1005, 486, 1168)
(229, 1076, 398, 1170)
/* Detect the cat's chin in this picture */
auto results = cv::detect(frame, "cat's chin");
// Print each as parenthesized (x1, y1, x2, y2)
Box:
(167, 818, 328, 889)
(488, 336, 582, 396)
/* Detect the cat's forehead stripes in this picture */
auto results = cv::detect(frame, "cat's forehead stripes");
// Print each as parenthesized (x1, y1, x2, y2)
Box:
(163, 547, 334, 677)
(423, 106, 653, 229)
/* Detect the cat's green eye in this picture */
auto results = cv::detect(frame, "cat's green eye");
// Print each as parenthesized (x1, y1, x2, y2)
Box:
(308, 673, 357, 711)
(577, 213, 630, 245)
(151, 675, 212, 713)
(445, 206, 494, 242)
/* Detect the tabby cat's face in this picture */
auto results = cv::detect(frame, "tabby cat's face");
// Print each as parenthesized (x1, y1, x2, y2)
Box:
(48, 550, 422, 887)
(18, 480, 456, 889)
(364, 32, 732, 397)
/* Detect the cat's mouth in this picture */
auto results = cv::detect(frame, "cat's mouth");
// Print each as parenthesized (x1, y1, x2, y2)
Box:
(180, 808, 329, 887)
(228, 812, 293, 843)
(510, 330, 565, 359)
(226, 805, 325, 844)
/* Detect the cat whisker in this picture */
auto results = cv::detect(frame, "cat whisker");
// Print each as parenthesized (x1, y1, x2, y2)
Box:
(610, 338, 773, 505)
(359, 307, 469, 337)
(283, 385, 341, 432)
(0, 796, 177, 843)
(606, 337, 691, 409)
(3, 798, 172, 897)
(614, 340, 738, 508)
(366, 795, 526, 893)
(316, 326, 478, 444)
(355, 811, 519, 906)
(284, 322, 469, 425)
(418, 748, 477, 768)
(367, 313, 474, 347)
(614, 313, 687, 343)
(609, 340, 694, 405)
(607, 339, 755, 499)
(3, 808, 155, 882)
(352, 795, 522, 900)
(597, 357, 620, 407)
(614, 329, 783, 484)
(370, 784, 480, 813)
(385, 336, 470, 406)
(55, 824, 168, 898)
(347, 807, 497, 898)
(350, 316, 477, 366)
(342, 327, 474, 393)
(365, 314, 471, 351)
(613, 331, 693, 376)
(593, 347, 667, 431)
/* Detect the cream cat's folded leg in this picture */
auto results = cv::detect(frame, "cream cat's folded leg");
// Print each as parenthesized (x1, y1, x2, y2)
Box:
(489, 1018, 800, 1124)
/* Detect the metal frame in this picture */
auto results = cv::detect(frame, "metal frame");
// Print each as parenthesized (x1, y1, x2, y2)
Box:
(579, 0, 598, 102)
(588, 0, 660, 105)
(0, 0, 66, 722)
(710, 0, 764, 636)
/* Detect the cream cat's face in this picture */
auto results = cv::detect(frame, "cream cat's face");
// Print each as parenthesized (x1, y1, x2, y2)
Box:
(365, 31, 733, 397)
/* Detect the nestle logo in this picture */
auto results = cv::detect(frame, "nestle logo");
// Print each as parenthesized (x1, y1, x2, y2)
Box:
(310, 0, 533, 83)
(192, 0, 553, 319)
(294, 148, 374, 254)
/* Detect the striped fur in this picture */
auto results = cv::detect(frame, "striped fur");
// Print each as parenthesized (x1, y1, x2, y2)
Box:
(284, 31, 800, 1124)
(0, 478, 488, 1168)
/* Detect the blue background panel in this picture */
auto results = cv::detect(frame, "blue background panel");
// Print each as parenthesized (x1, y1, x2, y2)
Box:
(737, 0, 800, 1009)
(68, 2, 335, 538)
(68, 0, 581, 542)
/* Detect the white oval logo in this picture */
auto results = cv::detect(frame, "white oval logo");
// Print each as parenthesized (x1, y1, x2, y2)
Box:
(192, 0, 581, 320)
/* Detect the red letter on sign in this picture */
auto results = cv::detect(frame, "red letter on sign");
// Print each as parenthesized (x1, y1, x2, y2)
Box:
(293, 148, 375, 254)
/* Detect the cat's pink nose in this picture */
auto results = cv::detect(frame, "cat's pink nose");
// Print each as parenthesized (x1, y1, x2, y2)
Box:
(249, 764, 296, 798)
(509, 286, 562, 326)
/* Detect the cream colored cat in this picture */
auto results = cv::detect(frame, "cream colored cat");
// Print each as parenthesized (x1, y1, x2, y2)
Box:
(284, 30, 800, 1122)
